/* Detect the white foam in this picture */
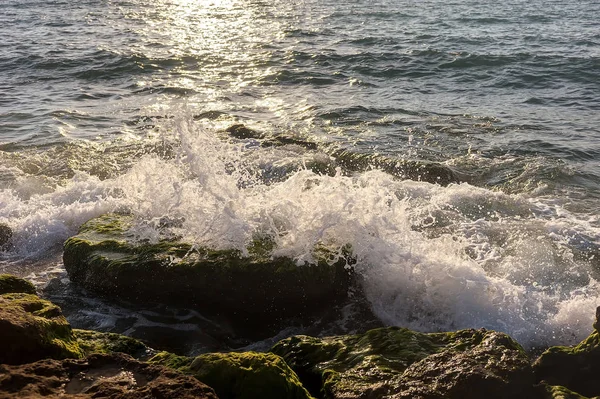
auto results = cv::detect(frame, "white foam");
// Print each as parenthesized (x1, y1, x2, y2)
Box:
(1, 115, 599, 348)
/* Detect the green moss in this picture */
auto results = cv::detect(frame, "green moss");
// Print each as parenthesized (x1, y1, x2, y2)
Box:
(272, 327, 528, 399)
(271, 327, 444, 398)
(0, 274, 36, 295)
(272, 327, 445, 375)
(63, 214, 353, 323)
(151, 351, 314, 399)
(2, 292, 63, 318)
(544, 384, 590, 399)
(73, 329, 149, 358)
(534, 330, 600, 397)
(149, 351, 194, 371)
(190, 352, 313, 399)
(571, 331, 600, 353)
(538, 332, 600, 359)
(77, 212, 133, 235)
(0, 293, 83, 363)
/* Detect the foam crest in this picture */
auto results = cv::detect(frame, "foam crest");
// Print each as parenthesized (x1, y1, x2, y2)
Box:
(0, 172, 119, 258)
(1, 116, 599, 348)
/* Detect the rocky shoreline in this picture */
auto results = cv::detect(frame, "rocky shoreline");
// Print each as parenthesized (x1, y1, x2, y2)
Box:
(2, 272, 600, 398)
(2, 213, 600, 398)
(2, 273, 600, 398)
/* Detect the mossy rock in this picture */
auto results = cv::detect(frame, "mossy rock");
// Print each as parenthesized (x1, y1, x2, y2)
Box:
(271, 327, 534, 399)
(0, 292, 83, 364)
(225, 124, 265, 139)
(150, 351, 314, 399)
(73, 329, 151, 359)
(541, 384, 591, 399)
(534, 329, 600, 397)
(63, 214, 353, 329)
(0, 274, 36, 295)
(327, 149, 459, 186)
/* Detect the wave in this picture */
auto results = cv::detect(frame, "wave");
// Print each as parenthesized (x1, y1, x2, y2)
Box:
(1, 115, 599, 349)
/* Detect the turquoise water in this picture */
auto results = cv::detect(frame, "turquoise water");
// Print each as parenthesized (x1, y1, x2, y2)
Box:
(1, 0, 600, 349)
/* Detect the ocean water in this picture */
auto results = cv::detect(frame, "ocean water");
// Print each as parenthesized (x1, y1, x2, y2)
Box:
(1, 0, 600, 350)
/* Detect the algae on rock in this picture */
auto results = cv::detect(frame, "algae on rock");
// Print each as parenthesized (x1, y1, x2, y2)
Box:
(271, 326, 534, 399)
(0, 274, 36, 295)
(150, 350, 314, 399)
(0, 274, 157, 365)
(541, 384, 591, 399)
(63, 213, 353, 328)
(534, 308, 600, 398)
(0, 291, 83, 364)
(73, 329, 152, 359)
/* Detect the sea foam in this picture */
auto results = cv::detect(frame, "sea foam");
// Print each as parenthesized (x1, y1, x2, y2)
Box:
(1, 115, 599, 348)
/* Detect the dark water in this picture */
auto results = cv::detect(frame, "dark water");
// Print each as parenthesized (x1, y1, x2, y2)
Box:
(1, 0, 600, 351)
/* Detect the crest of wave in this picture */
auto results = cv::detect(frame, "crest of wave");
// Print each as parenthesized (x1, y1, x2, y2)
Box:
(113, 116, 599, 348)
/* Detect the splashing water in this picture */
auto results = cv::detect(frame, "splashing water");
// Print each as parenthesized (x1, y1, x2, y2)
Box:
(1, 114, 599, 349)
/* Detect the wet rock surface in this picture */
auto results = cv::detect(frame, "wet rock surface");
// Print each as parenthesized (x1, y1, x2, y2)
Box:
(0, 352, 219, 399)
(0, 274, 36, 295)
(223, 124, 459, 185)
(3, 271, 600, 398)
(271, 327, 534, 399)
(151, 351, 314, 399)
(0, 224, 12, 249)
(0, 290, 82, 365)
(63, 213, 354, 335)
(225, 124, 265, 140)
(533, 306, 600, 398)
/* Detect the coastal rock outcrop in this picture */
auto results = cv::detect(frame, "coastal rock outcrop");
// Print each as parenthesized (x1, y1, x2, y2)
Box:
(0, 274, 36, 295)
(225, 124, 265, 140)
(151, 351, 314, 399)
(63, 213, 354, 331)
(73, 329, 152, 359)
(327, 149, 460, 186)
(0, 288, 83, 365)
(271, 326, 535, 399)
(0, 352, 219, 399)
(533, 306, 600, 398)
(223, 124, 459, 185)
(0, 275, 151, 366)
(8, 275, 600, 398)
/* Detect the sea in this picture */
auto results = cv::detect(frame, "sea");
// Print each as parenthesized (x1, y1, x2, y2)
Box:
(1, 0, 599, 353)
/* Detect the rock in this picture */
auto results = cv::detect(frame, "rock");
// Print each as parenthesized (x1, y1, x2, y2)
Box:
(0, 224, 11, 249)
(267, 135, 319, 150)
(328, 149, 459, 186)
(0, 292, 83, 364)
(271, 327, 534, 399)
(540, 384, 590, 399)
(150, 351, 313, 399)
(225, 124, 264, 139)
(63, 213, 353, 332)
(397, 331, 535, 399)
(534, 328, 600, 397)
(73, 329, 152, 359)
(0, 352, 219, 399)
(0, 274, 36, 295)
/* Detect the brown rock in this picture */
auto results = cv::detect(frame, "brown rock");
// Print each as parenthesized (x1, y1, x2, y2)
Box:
(272, 327, 535, 399)
(0, 352, 219, 399)
(0, 224, 11, 249)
